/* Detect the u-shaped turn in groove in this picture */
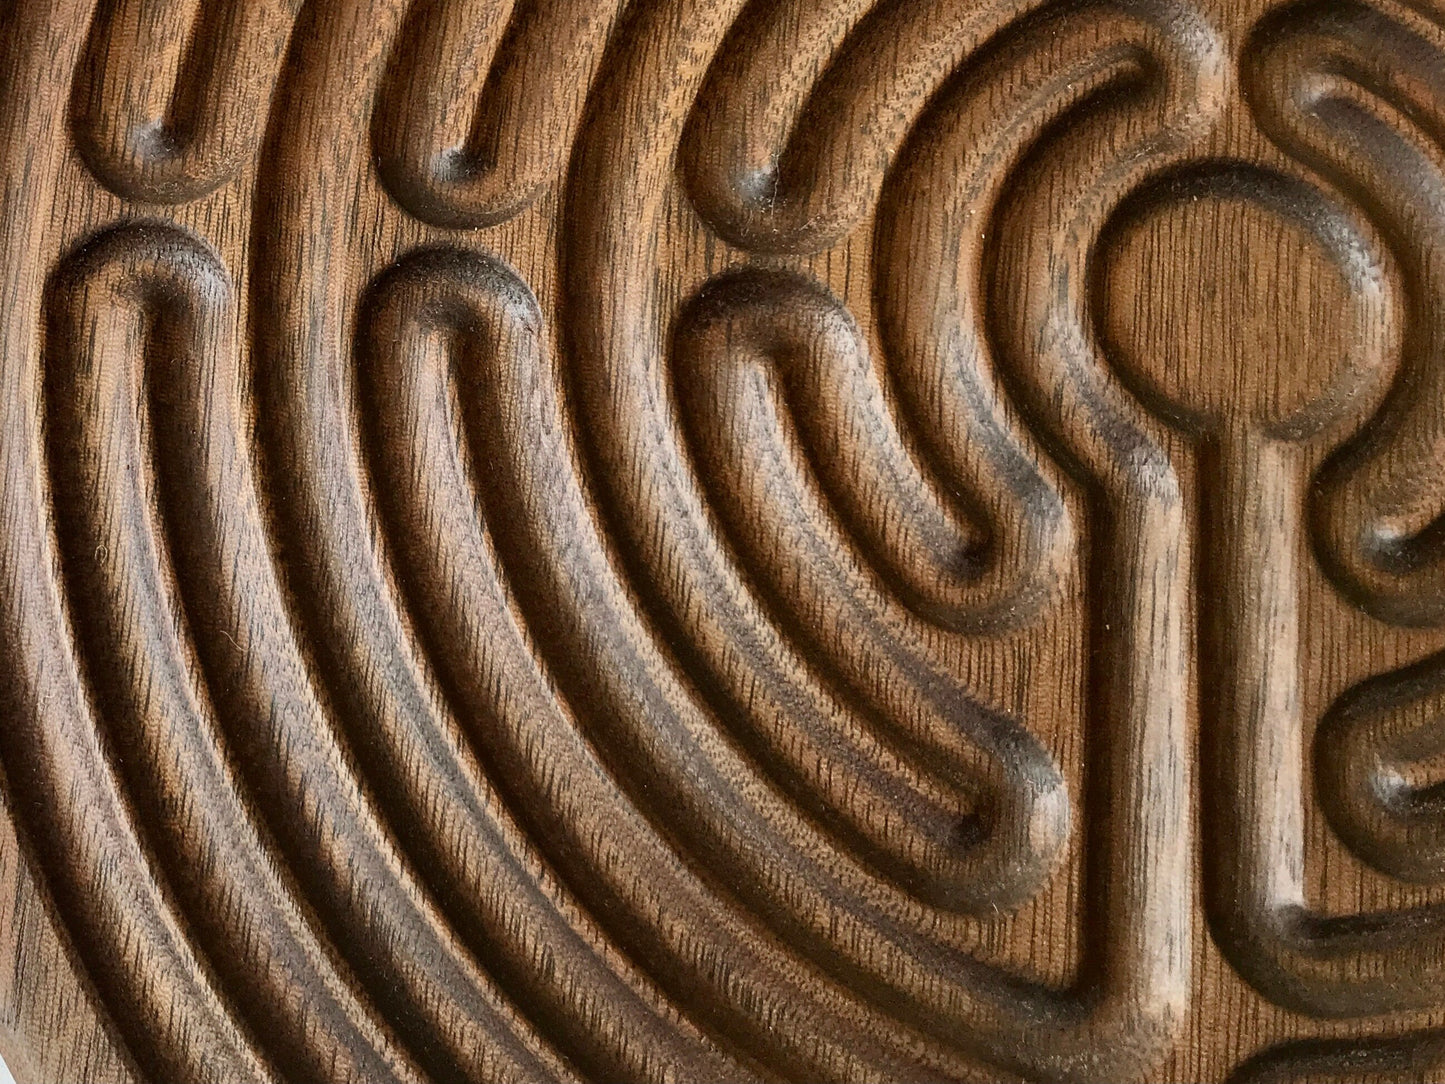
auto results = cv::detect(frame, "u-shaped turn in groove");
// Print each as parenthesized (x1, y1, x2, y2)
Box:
(257, 2, 1013, 1079)
(1314, 651, 1445, 884)
(22, 0, 1445, 1076)
(681, 0, 1081, 254)
(0, 7, 287, 1080)
(372, 0, 626, 228)
(1256, 0, 1445, 626)
(670, 268, 1069, 914)
(44, 223, 431, 1084)
(1186, 0, 1445, 1018)
(567, 0, 1224, 1077)
(69, 0, 300, 203)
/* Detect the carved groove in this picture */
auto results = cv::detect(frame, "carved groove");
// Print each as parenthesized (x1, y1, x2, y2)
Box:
(672, 268, 1068, 911)
(372, 0, 626, 227)
(561, 1, 1222, 1078)
(1228, 1032, 1445, 1083)
(1315, 652, 1445, 884)
(70, 0, 300, 202)
(1183, 0, 1445, 1019)
(6, 0, 1445, 1079)
(0, 10, 287, 1078)
(682, 0, 1065, 253)
(45, 223, 429, 1083)
(1248, 0, 1445, 625)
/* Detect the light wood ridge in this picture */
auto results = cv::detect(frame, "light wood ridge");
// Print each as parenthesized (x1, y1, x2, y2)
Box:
(70, 0, 301, 202)
(4, 0, 1445, 1080)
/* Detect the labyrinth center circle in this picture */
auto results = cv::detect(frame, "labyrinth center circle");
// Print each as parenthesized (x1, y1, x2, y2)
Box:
(1095, 170, 1398, 438)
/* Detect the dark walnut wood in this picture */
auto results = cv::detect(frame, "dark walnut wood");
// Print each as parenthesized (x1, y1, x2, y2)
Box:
(3, 0, 1445, 1080)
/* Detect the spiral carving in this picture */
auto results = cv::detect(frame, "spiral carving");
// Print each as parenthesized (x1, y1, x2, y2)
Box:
(4, 0, 1445, 1081)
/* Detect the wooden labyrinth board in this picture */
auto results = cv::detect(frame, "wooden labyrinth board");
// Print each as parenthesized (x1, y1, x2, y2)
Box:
(4, 0, 1445, 1080)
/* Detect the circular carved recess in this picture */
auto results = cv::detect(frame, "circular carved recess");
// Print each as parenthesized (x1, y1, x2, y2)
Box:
(1096, 165, 1397, 439)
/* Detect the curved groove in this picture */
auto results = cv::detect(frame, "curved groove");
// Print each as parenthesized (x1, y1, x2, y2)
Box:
(377, 243, 1026, 1082)
(873, 4, 1150, 632)
(0, 785, 146, 1084)
(1165, 1, 1445, 1018)
(564, 0, 1222, 1076)
(671, 268, 1069, 913)
(1246, 0, 1445, 626)
(15, 0, 1436, 1074)
(679, 0, 1109, 254)
(1316, 650, 1445, 884)
(1090, 167, 1420, 1013)
(1199, 432, 1445, 1017)
(44, 223, 426, 1084)
(561, 0, 1138, 984)
(70, 0, 300, 203)
(255, 3, 758, 1082)
(66, 223, 586, 1084)
(0, 4, 282, 1079)
(255, 3, 862, 1080)
(1071, 74, 1445, 1024)
(373, 0, 625, 228)
(973, 0, 1224, 1068)
(356, 251, 782, 1084)
(1227, 1031, 1445, 1084)
(446, 240, 1016, 1080)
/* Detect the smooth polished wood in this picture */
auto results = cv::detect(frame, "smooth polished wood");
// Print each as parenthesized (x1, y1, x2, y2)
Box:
(3, 0, 1445, 1080)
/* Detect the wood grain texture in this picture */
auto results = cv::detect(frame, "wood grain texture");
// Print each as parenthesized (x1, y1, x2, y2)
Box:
(2, 0, 1445, 1080)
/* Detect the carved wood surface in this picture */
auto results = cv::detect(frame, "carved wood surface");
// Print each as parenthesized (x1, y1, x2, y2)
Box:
(3, 0, 1445, 1080)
